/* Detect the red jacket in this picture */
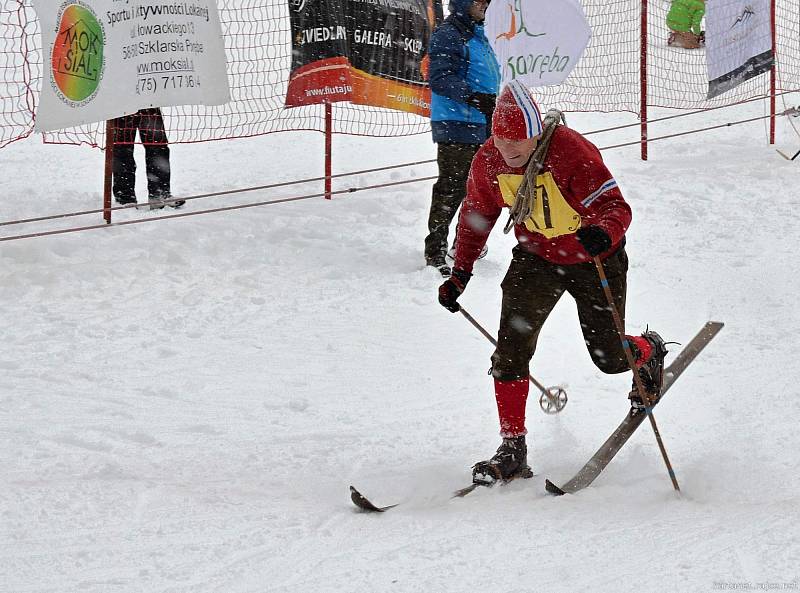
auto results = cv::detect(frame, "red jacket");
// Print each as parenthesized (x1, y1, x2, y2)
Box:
(454, 126, 632, 273)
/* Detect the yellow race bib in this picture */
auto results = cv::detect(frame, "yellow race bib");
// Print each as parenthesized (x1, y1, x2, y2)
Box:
(497, 172, 581, 239)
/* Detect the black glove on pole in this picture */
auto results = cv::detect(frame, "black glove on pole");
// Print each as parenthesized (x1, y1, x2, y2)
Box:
(438, 268, 472, 313)
(576, 225, 611, 257)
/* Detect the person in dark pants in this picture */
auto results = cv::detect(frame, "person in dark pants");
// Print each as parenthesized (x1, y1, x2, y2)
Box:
(437, 81, 669, 485)
(425, 0, 500, 276)
(112, 108, 183, 209)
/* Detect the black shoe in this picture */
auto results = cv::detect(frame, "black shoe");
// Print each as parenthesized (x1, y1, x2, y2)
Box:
(115, 196, 137, 206)
(168, 198, 186, 209)
(472, 435, 533, 485)
(629, 329, 669, 410)
(146, 197, 166, 210)
(427, 256, 451, 278)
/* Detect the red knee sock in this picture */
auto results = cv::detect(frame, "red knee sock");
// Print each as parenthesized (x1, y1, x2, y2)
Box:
(628, 335, 652, 366)
(494, 378, 529, 438)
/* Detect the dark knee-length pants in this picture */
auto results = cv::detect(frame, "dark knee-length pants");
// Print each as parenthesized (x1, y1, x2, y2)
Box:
(491, 245, 630, 381)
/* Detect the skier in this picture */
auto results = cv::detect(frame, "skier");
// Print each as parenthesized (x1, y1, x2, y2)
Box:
(425, 0, 500, 277)
(437, 81, 669, 485)
(666, 0, 705, 49)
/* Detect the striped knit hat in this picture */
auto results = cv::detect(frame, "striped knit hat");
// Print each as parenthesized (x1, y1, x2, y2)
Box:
(492, 81, 543, 140)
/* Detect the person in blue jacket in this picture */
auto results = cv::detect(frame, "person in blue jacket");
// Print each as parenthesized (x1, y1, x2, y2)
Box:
(424, 0, 500, 277)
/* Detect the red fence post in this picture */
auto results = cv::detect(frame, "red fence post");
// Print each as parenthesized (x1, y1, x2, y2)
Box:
(324, 102, 332, 199)
(769, 0, 776, 145)
(640, 0, 648, 161)
(103, 120, 114, 223)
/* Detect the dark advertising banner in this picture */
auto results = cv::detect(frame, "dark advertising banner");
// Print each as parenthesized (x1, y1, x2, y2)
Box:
(286, 0, 442, 117)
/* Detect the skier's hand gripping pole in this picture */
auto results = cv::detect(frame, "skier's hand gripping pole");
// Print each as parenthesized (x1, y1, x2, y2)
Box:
(592, 256, 681, 493)
(458, 306, 567, 414)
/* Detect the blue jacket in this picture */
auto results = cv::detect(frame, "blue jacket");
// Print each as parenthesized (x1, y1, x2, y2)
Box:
(429, 0, 501, 145)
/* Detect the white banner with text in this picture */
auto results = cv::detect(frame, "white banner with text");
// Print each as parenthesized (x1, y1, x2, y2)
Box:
(706, 0, 773, 99)
(485, 0, 591, 87)
(33, 0, 230, 132)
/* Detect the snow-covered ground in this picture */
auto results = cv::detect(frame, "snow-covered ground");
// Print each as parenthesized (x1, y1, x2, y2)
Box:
(2, 100, 799, 593)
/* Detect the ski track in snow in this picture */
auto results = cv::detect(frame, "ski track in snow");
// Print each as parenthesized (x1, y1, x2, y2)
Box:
(2, 103, 799, 593)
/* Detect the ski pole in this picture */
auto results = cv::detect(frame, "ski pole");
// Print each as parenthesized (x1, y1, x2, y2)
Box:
(458, 306, 567, 414)
(592, 256, 681, 493)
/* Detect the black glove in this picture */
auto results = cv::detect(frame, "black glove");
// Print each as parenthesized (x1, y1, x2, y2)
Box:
(466, 92, 496, 124)
(576, 225, 612, 257)
(438, 268, 472, 313)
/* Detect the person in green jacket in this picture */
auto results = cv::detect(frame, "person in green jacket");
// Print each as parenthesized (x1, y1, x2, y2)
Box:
(666, 0, 705, 49)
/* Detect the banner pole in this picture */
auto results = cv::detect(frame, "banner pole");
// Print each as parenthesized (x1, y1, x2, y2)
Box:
(640, 0, 648, 161)
(769, 0, 776, 145)
(325, 102, 332, 200)
(103, 120, 114, 224)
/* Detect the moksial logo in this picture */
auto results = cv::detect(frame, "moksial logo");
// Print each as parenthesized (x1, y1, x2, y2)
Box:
(496, 0, 545, 41)
(51, 2, 105, 104)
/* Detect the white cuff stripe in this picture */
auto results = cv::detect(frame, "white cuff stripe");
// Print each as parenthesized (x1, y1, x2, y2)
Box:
(581, 179, 618, 208)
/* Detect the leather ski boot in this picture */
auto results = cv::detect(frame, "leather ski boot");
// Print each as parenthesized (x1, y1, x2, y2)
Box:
(472, 435, 533, 485)
(628, 329, 669, 411)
